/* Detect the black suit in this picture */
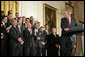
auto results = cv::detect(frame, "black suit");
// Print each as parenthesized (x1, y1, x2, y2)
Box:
(1, 22, 7, 56)
(46, 33, 60, 56)
(17, 25, 25, 56)
(6, 19, 12, 27)
(60, 18, 77, 56)
(5, 19, 12, 56)
(23, 28, 35, 56)
(9, 25, 20, 56)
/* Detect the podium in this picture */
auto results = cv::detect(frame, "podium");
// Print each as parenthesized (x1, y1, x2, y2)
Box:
(68, 25, 84, 56)
(68, 25, 84, 33)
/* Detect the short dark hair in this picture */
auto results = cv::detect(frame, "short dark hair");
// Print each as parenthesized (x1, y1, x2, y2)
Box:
(18, 17, 22, 19)
(2, 15, 7, 20)
(40, 26, 43, 29)
(8, 10, 12, 14)
(1, 11, 4, 13)
(45, 24, 48, 26)
(11, 19, 17, 22)
(15, 12, 19, 14)
(26, 18, 30, 20)
(52, 27, 56, 29)
(8, 13, 12, 16)
(22, 16, 25, 18)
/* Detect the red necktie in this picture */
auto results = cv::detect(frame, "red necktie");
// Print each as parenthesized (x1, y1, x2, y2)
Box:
(68, 18, 70, 28)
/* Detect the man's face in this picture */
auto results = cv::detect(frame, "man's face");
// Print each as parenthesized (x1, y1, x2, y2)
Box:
(35, 24, 39, 29)
(12, 20, 17, 26)
(22, 17, 26, 22)
(26, 19, 30, 24)
(1, 12, 4, 16)
(31, 16, 34, 20)
(18, 20, 22, 26)
(40, 28, 44, 32)
(3, 17, 7, 23)
(8, 14, 12, 19)
(52, 28, 56, 33)
(64, 11, 69, 18)
(20, 18, 22, 22)
(27, 23, 32, 29)
(45, 25, 49, 30)
(16, 13, 19, 18)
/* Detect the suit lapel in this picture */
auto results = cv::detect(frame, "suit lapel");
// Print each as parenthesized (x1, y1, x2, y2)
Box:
(66, 18, 69, 28)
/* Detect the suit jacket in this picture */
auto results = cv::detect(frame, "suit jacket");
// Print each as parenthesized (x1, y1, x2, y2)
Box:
(38, 31, 46, 42)
(61, 18, 77, 36)
(33, 28, 42, 48)
(17, 25, 25, 41)
(9, 25, 20, 56)
(1, 22, 7, 40)
(6, 19, 12, 27)
(1, 22, 8, 56)
(46, 33, 60, 56)
(46, 33, 60, 50)
(9, 25, 20, 47)
(23, 28, 35, 48)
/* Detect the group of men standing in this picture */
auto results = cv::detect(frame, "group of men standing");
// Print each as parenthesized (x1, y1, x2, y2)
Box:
(1, 10, 82, 56)
(1, 10, 60, 56)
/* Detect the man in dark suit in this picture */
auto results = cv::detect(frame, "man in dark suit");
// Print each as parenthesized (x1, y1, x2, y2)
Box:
(60, 10, 77, 56)
(1, 16, 8, 56)
(23, 23, 35, 56)
(5, 13, 12, 56)
(15, 12, 19, 21)
(8, 10, 12, 15)
(22, 16, 26, 31)
(46, 28, 60, 56)
(1, 11, 5, 20)
(17, 18, 24, 56)
(9, 19, 23, 56)
(43, 24, 51, 56)
(6, 13, 12, 27)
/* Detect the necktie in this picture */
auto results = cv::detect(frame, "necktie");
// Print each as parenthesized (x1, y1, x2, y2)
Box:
(19, 26, 21, 33)
(4, 24, 6, 28)
(30, 29, 32, 35)
(68, 18, 70, 28)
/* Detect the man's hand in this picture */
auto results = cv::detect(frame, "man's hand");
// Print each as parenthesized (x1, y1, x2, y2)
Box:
(6, 25, 12, 31)
(55, 44, 59, 48)
(64, 28, 69, 31)
(20, 41, 24, 45)
(41, 42, 45, 46)
(1, 24, 3, 27)
(37, 37, 40, 40)
(1, 33, 4, 39)
(73, 45, 76, 48)
(18, 37, 23, 43)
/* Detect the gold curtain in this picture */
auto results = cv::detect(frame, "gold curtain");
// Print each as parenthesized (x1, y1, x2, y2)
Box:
(1, 1, 19, 18)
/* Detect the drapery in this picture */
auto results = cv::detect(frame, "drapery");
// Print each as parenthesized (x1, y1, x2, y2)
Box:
(1, 1, 19, 18)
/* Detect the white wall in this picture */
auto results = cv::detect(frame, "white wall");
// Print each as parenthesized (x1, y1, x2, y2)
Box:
(19, 1, 65, 36)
